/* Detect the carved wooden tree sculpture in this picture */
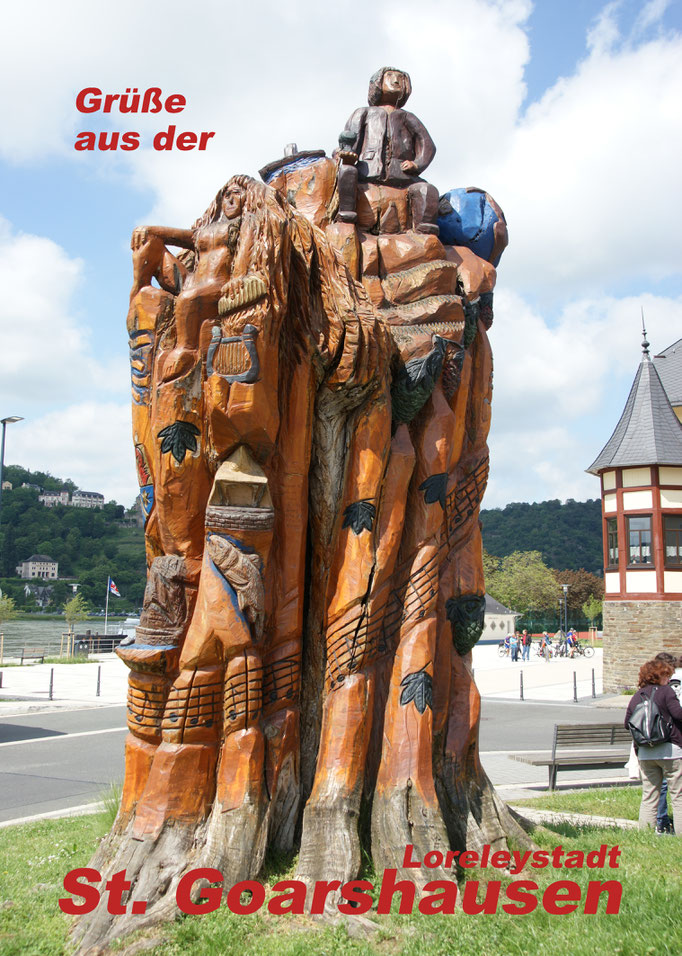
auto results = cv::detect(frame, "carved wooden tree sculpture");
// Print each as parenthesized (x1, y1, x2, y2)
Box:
(74, 69, 531, 953)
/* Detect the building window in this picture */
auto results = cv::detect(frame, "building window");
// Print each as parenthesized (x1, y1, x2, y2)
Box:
(664, 515, 682, 568)
(627, 516, 653, 566)
(606, 517, 619, 568)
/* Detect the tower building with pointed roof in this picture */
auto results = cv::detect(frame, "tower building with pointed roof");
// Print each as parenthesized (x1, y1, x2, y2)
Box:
(587, 330, 682, 691)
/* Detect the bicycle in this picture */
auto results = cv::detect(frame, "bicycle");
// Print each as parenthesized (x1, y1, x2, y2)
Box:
(573, 641, 595, 658)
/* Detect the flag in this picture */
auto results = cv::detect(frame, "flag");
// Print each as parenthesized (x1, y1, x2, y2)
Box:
(108, 577, 121, 597)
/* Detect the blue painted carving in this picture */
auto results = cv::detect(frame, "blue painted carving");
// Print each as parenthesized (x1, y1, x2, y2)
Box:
(140, 484, 154, 517)
(206, 324, 260, 383)
(129, 329, 154, 405)
(437, 188, 505, 266)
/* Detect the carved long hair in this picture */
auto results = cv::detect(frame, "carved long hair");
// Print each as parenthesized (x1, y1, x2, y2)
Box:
(189, 175, 287, 283)
(191, 175, 268, 231)
(367, 67, 412, 107)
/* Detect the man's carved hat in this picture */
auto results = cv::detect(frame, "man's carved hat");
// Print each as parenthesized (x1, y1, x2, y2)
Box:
(368, 67, 412, 107)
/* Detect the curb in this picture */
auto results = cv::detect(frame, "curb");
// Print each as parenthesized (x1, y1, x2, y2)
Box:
(509, 805, 638, 829)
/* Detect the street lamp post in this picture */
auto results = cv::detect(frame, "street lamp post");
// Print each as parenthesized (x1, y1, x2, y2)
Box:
(0, 417, 24, 559)
(561, 583, 569, 635)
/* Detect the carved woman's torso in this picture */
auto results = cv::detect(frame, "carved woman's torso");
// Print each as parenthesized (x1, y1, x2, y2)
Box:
(188, 219, 241, 288)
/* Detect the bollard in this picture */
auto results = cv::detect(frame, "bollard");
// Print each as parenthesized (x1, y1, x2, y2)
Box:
(96, 665, 101, 697)
(49, 667, 54, 701)
(520, 670, 524, 701)
(592, 668, 596, 698)
(0, 670, 3, 688)
(573, 671, 578, 702)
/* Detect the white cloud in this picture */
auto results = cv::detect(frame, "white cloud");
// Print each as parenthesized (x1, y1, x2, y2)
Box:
(483, 289, 682, 508)
(482, 12, 682, 299)
(586, 1, 623, 55)
(0, 218, 126, 409)
(6, 402, 136, 506)
(0, 1, 531, 225)
(0, 219, 136, 505)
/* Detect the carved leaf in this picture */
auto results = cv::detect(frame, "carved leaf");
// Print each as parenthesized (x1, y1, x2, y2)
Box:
(419, 473, 448, 509)
(391, 339, 446, 424)
(157, 421, 200, 464)
(402, 339, 446, 392)
(399, 667, 433, 714)
(463, 299, 480, 348)
(342, 499, 376, 535)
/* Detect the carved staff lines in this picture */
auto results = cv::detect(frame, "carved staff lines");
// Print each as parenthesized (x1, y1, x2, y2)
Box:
(162, 671, 222, 741)
(324, 452, 490, 687)
(262, 651, 300, 707)
(223, 653, 263, 731)
(444, 456, 489, 541)
(127, 680, 166, 735)
(325, 592, 392, 686)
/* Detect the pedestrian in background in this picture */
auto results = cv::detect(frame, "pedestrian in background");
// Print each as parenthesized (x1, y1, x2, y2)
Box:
(652, 651, 682, 833)
(522, 629, 531, 661)
(625, 658, 682, 834)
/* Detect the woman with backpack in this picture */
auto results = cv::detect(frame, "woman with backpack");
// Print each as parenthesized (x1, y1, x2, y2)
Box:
(625, 659, 682, 833)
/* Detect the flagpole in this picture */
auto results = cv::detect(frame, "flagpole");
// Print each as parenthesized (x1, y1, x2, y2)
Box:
(104, 577, 110, 636)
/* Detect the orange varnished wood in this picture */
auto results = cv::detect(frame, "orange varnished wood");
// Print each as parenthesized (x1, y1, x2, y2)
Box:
(215, 726, 265, 810)
(132, 742, 218, 839)
(119, 734, 158, 820)
(309, 673, 375, 802)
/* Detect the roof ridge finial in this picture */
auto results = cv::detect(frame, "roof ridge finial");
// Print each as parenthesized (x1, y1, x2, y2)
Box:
(641, 307, 649, 355)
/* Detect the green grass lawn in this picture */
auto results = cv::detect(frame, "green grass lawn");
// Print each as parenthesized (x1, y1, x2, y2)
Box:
(514, 785, 641, 821)
(2, 788, 681, 956)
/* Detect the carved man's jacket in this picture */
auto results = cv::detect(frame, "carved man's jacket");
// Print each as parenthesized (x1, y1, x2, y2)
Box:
(343, 106, 436, 186)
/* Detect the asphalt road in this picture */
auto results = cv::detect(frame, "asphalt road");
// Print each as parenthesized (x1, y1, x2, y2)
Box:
(0, 705, 127, 823)
(0, 697, 622, 824)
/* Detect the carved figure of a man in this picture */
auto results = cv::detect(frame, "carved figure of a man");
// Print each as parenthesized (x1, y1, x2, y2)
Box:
(337, 67, 439, 234)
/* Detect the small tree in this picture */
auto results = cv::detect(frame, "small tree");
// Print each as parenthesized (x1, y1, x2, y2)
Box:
(582, 594, 603, 626)
(0, 594, 17, 627)
(486, 550, 559, 617)
(64, 593, 90, 632)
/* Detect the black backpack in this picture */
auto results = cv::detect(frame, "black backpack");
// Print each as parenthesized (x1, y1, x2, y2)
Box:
(627, 685, 673, 748)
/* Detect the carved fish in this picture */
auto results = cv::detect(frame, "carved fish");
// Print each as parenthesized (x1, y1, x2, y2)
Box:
(207, 534, 264, 639)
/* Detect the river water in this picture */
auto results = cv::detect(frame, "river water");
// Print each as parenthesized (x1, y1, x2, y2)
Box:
(0, 618, 131, 660)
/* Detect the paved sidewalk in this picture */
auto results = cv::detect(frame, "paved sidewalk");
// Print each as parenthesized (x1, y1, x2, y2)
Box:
(0, 655, 128, 715)
(472, 642, 605, 702)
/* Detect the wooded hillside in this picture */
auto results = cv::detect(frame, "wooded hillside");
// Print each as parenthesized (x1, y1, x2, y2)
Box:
(0, 466, 145, 610)
(0, 466, 604, 614)
(480, 498, 602, 575)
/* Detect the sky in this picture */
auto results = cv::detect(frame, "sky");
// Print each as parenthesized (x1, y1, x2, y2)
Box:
(0, 0, 680, 510)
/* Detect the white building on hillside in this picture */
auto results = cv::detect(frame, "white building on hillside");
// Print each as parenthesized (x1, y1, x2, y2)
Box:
(71, 491, 104, 509)
(39, 490, 70, 507)
(16, 554, 59, 579)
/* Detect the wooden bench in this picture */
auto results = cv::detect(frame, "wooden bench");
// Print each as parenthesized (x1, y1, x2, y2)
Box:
(511, 723, 631, 790)
(20, 646, 46, 664)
